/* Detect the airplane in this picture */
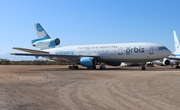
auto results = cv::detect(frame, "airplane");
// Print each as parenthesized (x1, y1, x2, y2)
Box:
(10, 23, 171, 70)
(152, 31, 180, 68)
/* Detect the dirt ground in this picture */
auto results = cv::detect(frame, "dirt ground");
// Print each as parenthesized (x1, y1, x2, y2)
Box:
(0, 65, 180, 110)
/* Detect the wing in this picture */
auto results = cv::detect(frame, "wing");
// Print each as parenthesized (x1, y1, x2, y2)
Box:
(13, 47, 49, 54)
(167, 55, 180, 60)
(11, 53, 100, 57)
(10, 53, 100, 61)
(11, 47, 100, 62)
(11, 53, 78, 59)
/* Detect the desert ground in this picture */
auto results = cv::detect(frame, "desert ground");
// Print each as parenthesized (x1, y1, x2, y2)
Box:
(0, 65, 180, 110)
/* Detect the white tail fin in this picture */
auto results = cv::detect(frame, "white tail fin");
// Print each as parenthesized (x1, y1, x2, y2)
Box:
(32, 23, 51, 44)
(34, 23, 50, 39)
(173, 30, 180, 54)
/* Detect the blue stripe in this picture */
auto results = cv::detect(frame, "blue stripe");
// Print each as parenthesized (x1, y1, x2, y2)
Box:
(36, 23, 44, 32)
(31, 35, 50, 44)
(48, 39, 56, 47)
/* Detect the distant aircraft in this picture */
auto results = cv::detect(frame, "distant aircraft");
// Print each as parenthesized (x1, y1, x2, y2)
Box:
(11, 23, 171, 70)
(152, 31, 180, 68)
(152, 58, 177, 67)
(167, 30, 180, 68)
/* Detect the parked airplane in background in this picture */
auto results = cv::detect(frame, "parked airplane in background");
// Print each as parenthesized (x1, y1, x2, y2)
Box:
(11, 23, 171, 70)
(152, 58, 177, 67)
(152, 31, 180, 68)
(167, 30, 180, 68)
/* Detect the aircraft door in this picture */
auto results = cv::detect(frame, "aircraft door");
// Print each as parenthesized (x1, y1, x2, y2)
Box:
(118, 47, 123, 55)
(86, 48, 90, 55)
(149, 46, 154, 54)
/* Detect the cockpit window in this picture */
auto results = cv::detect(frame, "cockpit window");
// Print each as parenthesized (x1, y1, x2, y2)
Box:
(158, 46, 168, 50)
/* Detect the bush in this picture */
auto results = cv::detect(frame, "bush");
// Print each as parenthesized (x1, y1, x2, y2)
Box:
(0, 58, 10, 65)
(0, 58, 70, 65)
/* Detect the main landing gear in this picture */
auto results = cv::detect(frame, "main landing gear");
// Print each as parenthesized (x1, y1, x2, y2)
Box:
(175, 60, 180, 68)
(68, 63, 106, 70)
(141, 62, 146, 70)
(87, 66, 96, 69)
(68, 62, 79, 70)
(141, 67, 146, 70)
(100, 64, 106, 70)
(68, 65, 79, 69)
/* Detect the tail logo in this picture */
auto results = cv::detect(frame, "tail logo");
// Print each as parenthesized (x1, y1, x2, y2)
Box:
(36, 23, 43, 32)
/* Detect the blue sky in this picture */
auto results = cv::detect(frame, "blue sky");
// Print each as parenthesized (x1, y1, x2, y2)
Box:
(0, 0, 180, 60)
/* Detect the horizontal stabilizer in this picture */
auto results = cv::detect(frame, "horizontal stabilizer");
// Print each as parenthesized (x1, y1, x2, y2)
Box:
(13, 47, 49, 54)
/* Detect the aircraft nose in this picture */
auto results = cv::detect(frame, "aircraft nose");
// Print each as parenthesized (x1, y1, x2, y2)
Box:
(32, 44, 36, 47)
(163, 48, 171, 57)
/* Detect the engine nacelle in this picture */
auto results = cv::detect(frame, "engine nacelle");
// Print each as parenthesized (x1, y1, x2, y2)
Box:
(105, 62, 121, 66)
(32, 38, 60, 48)
(153, 58, 170, 66)
(162, 58, 170, 65)
(80, 57, 96, 67)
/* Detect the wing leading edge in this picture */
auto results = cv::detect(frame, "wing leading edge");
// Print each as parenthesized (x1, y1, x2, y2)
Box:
(13, 47, 49, 54)
(167, 55, 180, 60)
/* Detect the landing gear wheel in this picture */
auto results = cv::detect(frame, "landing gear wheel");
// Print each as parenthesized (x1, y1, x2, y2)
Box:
(100, 65, 106, 70)
(68, 66, 73, 69)
(92, 66, 96, 69)
(86, 66, 96, 70)
(175, 66, 180, 68)
(75, 65, 79, 69)
(141, 67, 146, 70)
(69, 65, 78, 70)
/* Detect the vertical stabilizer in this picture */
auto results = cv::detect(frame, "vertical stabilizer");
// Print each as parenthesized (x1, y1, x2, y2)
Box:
(32, 23, 51, 44)
(34, 23, 50, 39)
(173, 30, 180, 54)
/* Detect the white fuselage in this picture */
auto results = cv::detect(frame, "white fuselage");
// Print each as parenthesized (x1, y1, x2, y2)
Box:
(43, 42, 171, 62)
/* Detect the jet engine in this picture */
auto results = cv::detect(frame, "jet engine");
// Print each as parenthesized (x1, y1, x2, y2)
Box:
(80, 57, 96, 67)
(32, 38, 60, 48)
(152, 58, 170, 66)
(162, 58, 170, 65)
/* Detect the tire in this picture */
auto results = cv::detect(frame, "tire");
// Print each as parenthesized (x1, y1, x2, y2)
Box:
(68, 66, 72, 69)
(141, 67, 146, 70)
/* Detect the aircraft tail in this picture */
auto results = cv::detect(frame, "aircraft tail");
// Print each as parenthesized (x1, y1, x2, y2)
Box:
(173, 30, 180, 54)
(31, 23, 51, 44)
(31, 23, 60, 49)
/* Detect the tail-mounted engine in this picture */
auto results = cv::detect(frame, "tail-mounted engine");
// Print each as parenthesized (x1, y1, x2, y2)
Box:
(32, 38, 60, 49)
